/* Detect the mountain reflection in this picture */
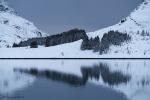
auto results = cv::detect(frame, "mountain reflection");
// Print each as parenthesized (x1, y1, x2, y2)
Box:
(81, 64, 131, 86)
(14, 63, 131, 86)
(0, 60, 150, 100)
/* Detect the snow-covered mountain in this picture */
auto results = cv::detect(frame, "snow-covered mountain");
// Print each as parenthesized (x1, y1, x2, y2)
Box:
(88, 0, 150, 38)
(86, 0, 150, 56)
(0, 0, 150, 58)
(0, 0, 47, 47)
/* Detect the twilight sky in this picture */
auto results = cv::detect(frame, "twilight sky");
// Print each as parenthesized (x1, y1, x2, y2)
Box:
(7, 0, 142, 35)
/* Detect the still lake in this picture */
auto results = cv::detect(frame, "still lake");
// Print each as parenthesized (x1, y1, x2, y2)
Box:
(0, 60, 150, 100)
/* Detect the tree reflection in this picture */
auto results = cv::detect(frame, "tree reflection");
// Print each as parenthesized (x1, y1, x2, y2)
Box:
(14, 63, 131, 87)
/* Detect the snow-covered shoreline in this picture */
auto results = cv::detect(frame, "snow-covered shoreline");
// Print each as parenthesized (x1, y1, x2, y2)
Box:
(0, 40, 150, 58)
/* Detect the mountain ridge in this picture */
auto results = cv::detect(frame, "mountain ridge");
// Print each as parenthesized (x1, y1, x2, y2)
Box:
(0, 0, 47, 47)
(0, 0, 150, 58)
(88, 0, 150, 38)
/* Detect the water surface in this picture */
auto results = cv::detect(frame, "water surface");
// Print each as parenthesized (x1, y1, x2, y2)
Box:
(0, 60, 149, 100)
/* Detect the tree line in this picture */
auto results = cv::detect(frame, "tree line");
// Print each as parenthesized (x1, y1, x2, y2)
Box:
(13, 28, 87, 48)
(81, 30, 131, 54)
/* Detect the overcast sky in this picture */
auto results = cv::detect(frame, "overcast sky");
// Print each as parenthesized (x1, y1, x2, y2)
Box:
(7, 0, 142, 35)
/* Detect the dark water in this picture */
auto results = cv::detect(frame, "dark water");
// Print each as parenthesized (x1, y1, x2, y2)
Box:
(11, 78, 126, 100)
(0, 60, 149, 100)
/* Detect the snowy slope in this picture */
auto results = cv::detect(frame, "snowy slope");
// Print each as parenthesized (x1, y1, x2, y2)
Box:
(0, 40, 100, 58)
(0, 40, 150, 58)
(0, 0, 47, 47)
(87, 0, 150, 39)
(0, 0, 150, 58)
(86, 0, 150, 56)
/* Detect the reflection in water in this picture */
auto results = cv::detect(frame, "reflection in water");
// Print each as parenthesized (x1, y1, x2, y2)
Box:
(15, 68, 86, 86)
(15, 63, 130, 86)
(0, 67, 35, 95)
(0, 60, 150, 100)
(81, 64, 131, 86)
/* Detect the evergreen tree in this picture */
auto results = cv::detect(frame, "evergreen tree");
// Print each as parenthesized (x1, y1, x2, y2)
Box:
(30, 41, 38, 48)
(12, 43, 19, 47)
